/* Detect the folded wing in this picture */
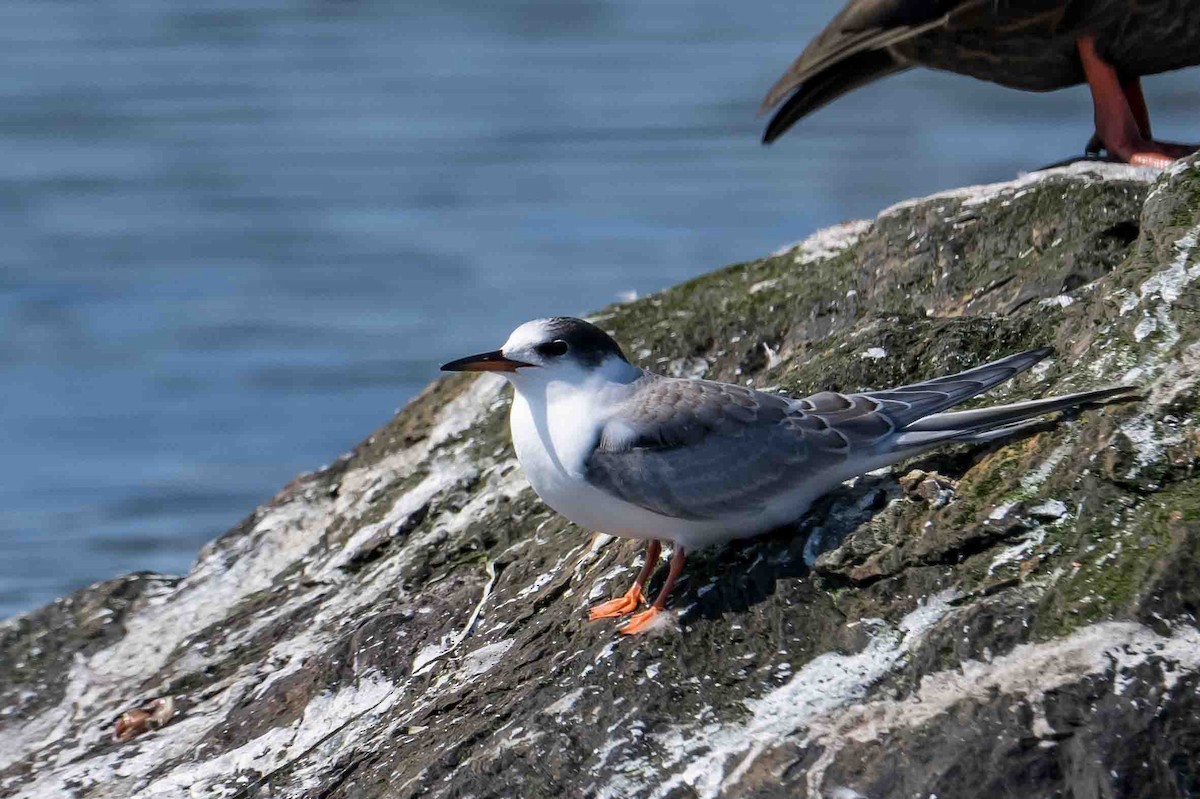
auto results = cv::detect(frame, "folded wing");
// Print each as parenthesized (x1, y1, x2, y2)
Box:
(584, 349, 1133, 522)
(585, 376, 875, 520)
(761, 0, 988, 142)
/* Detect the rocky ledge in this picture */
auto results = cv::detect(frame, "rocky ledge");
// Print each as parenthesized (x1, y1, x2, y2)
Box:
(3, 158, 1200, 799)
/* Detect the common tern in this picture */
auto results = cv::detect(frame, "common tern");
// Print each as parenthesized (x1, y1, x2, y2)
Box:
(443, 317, 1134, 634)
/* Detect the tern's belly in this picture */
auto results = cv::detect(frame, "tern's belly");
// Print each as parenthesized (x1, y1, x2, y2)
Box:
(530, 470, 667, 541)
(511, 423, 656, 538)
(509, 392, 671, 540)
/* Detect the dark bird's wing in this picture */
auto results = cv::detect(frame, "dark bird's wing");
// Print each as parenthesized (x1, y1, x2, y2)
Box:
(761, 0, 987, 142)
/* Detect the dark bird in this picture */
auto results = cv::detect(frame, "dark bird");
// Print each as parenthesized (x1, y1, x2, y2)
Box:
(761, 0, 1200, 167)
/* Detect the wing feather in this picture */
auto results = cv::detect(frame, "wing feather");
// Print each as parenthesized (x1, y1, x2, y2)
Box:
(584, 376, 865, 520)
(583, 349, 1054, 520)
(581, 347, 1120, 524)
(761, 0, 985, 113)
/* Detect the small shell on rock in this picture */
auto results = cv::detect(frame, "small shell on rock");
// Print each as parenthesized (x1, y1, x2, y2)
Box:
(113, 697, 175, 743)
(899, 470, 957, 506)
(898, 469, 928, 494)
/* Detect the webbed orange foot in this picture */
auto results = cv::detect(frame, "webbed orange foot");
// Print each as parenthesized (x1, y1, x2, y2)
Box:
(588, 586, 644, 621)
(1086, 132, 1197, 167)
(1121, 141, 1192, 168)
(619, 607, 664, 635)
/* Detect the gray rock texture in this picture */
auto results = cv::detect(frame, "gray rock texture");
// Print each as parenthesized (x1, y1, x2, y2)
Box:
(4, 157, 1200, 799)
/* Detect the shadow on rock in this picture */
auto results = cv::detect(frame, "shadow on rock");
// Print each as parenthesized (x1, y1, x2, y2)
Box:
(673, 427, 1055, 626)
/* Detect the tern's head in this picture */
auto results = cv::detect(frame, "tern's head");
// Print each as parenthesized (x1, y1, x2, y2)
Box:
(440, 317, 635, 386)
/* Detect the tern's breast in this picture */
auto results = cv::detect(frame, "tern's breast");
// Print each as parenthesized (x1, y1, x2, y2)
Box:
(508, 388, 665, 540)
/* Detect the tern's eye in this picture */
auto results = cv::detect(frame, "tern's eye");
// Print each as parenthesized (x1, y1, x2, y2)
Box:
(535, 340, 569, 358)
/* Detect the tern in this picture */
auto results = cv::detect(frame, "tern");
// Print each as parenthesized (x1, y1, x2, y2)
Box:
(442, 318, 1134, 634)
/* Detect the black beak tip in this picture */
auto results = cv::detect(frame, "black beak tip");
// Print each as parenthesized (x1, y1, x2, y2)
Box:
(439, 356, 473, 372)
(439, 350, 527, 374)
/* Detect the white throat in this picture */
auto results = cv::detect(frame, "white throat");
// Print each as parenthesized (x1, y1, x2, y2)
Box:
(508, 356, 639, 472)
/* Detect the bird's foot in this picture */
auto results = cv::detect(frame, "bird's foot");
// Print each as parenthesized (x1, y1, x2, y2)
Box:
(1091, 135, 1197, 168)
(588, 586, 644, 621)
(619, 607, 665, 635)
(1127, 139, 1196, 168)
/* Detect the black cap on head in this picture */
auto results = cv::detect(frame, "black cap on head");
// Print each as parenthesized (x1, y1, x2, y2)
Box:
(539, 317, 628, 367)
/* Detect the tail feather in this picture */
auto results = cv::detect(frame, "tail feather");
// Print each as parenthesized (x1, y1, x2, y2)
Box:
(759, 0, 991, 142)
(865, 347, 1053, 431)
(763, 50, 907, 144)
(953, 418, 1049, 445)
(892, 386, 1138, 449)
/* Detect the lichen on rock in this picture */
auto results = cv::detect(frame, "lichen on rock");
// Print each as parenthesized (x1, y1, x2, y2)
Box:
(3, 158, 1200, 799)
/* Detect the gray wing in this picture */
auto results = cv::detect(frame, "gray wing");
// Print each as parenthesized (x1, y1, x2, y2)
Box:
(584, 349, 1054, 521)
(584, 377, 877, 520)
(855, 346, 1051, 427)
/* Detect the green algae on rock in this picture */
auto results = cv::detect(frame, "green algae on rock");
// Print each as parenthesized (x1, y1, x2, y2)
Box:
(3, 158, 1200, 799)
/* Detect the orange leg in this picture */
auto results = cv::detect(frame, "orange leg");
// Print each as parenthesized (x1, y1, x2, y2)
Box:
(1122, 78, 1153, 139)
(588, 539, 661, 621)
(1078, 36, 1196, 167)
(620, 546, 686, 635)
(1086, 78, 1156, 156)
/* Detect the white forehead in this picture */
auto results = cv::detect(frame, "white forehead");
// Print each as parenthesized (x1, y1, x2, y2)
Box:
(501, 319, 555, 352)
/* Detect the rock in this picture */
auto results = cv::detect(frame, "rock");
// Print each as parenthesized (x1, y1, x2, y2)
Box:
(4, 158, 1200, 798)
(1028, 498, 1069, 520)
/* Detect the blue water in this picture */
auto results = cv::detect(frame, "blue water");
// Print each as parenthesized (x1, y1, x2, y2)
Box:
(0, 0, 1195, 618)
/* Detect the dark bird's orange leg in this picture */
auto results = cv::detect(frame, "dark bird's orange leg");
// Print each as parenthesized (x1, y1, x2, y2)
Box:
(1122, 78, 1154, 141)
(1078, 36, 1197, 167)
(1086, 77, 1151, 156)
(1119, 82, 1195, 158)
(588, 539, 661, 621)
(620, 546, 686, 635)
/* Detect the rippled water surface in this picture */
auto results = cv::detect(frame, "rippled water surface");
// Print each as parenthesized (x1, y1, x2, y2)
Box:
(1, 0, 1196, 617)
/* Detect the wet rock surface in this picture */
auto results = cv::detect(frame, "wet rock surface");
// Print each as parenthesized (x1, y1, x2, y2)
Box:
(3, 159, 1200, 798)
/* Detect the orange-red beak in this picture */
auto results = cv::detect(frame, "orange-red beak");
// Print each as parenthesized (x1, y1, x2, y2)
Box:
(440, 350, 532, 373)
